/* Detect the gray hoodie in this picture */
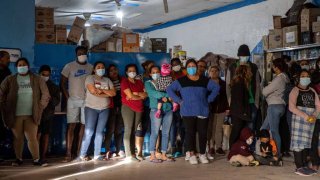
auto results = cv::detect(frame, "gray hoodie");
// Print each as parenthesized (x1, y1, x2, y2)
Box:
(262, 73, 289, 105)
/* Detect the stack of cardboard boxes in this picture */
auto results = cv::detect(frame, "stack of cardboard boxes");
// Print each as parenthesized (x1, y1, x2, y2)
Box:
(123, 33, 140, 52)
(67, 17, 86, 44)
(35, 7, 55, 44)
(91, 38, 123, 53)
(55, 25, 67, 44)
(264, 8, 320, 50)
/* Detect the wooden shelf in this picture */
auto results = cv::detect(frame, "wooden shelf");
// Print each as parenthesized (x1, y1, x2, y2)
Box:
(266, 43, 320, 53)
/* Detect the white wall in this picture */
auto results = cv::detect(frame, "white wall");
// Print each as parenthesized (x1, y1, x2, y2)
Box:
(145, 0, 294, 59)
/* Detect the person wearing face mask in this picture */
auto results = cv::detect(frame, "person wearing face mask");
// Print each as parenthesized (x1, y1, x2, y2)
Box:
(299, 60, 310, 71)
(145, 66, 174, 163)
(61, 46, 93, 162)
(169, 58, 187, 157)
(0, 51, 11, 162)
(228, 127, 259, 167)
(0, 58, 50, 166)
(37, 65, 60, 163)
(167, 59, 220, 165)
(226, 44, 261, 133)
(260, 58, 289, 158)
(289, 70, 320, 176)
(121, 64, 148, 162)
(79, 61, 116, 161)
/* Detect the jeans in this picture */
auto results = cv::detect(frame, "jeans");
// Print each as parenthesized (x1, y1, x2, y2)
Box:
(248, 104, 258, 131)
(183, 116, 208, 154)
(80, 107, 109, 157)
(261, 104, 285, 157)
(149, 109, 173, 153)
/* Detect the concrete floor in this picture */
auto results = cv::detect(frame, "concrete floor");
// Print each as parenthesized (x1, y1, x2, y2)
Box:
(0, 155, 319, 180)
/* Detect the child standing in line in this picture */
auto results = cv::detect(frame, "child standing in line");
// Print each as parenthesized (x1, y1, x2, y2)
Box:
(155, 63, 178, 118)
(289, 70, 320, 176)
(228, 127, 259, 167)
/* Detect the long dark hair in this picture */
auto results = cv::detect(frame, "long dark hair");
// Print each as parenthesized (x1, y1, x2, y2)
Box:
(125, 64, 139, 77)
(108, 64, 121, 80)
(231, 65, 252, 89)
(92, 61, 105, 75)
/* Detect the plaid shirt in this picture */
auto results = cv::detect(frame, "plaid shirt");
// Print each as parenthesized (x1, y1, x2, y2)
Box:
(156, 76, 173, 91)
(290, 106, 317, 151)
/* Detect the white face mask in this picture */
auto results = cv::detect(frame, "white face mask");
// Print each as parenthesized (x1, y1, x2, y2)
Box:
(77, 55, 88, 63)
(41, 76, 49, 82)
(301, 65, 310, 70)
(127, 72, 136, 79)
(239, 56, 249, 64)
(246, 138, 253, 145)
(172, 65, 181, 72)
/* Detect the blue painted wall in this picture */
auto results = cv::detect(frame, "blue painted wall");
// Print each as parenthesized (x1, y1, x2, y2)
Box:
(0, 0, 35, 64)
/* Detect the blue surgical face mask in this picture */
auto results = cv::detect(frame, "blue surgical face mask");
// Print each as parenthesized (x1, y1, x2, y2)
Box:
(187, 67, 197, 76)
(239, 56, 249, 63)
(300, 77, 311, 87)
(17, 66, 29, 75)
(151, 73, 160, 81)
(96, 69, 105, 77)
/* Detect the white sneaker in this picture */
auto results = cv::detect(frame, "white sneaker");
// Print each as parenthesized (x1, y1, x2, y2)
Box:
(185, 151, 191, 161)
(199, 154, 209, 164)
(189, 155, 199, 165)
(207, 153, 214, 160)
(119, 150, 126, 158)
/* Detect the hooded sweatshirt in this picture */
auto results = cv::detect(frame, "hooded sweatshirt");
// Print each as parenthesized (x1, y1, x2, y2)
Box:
(228, 127, 253, 160)
(262, 73, 289, 105)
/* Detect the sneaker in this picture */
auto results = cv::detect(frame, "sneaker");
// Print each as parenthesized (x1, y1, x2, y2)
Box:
(185, 151, 191, 161)
(33, 159, 48, 167)
(231, 161, 242, 167)
(93, 156, 104, 161)
(249, 160, 259, 166)
(136, 155, 145, 161)
(207, 153, 214, 160)
(295, 167, 313, 176)
(215, 148, 226, 155)
(119, 150, 126, 158)
(199, 154, 209, 164)
(12, 159, 23, 166)
(189, 155, 198, 165)
(174, 152, 182, 158)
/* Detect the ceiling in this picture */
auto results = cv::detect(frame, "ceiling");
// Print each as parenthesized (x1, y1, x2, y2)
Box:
(35, 0, 242, 30)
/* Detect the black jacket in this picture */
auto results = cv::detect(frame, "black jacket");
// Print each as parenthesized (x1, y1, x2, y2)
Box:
(210, 79, 229, 113)
(43, 80, 60, 115)
(0, 65, 11, 84)
(230, 79, 251, 121)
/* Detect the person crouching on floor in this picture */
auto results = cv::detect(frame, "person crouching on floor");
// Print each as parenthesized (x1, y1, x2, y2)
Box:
(228, 127, 259, 167)
(254, 129, 283, 166)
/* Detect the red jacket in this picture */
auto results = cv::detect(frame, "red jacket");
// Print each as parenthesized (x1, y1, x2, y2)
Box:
(228, 127, 253, 160)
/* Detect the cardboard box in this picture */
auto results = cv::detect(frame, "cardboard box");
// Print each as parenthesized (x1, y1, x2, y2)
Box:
(123, 46, 140, 53)
(73, 17, 86, 28)
(273, 16, 282, 29)
(301, 31, 312, 44)
(314, 32, 320, 43)
(313, 21, 320, 32)
(36, 31, 56, 44)
(35, 7, 54, 21)
(301, 8, 320, 32)
(67, 26, 83, 43)
(268, 29, 282, 49)
(262, 35, 269, 50)
(150, 38, 167, 53)
(91, 41, 107, 52)
(123, 33, 139, 53)
(55, 25, 67, 44)
(35, 21, 54, 32)
(285, 0, 305, 26)
(283, 25, 299, 47)
(116, 38, 122, 52)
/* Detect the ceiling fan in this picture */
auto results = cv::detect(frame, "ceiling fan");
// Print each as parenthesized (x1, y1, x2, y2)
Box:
(55, 10, 115, 20)
(99, 0, 147, 7)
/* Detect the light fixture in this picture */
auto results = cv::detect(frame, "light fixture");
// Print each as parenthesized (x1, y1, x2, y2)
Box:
(85, 22, 91, 27)
(116, 11, 123, 19)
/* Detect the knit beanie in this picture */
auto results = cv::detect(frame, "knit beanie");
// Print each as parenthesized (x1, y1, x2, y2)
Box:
(237, 44, 250, 57)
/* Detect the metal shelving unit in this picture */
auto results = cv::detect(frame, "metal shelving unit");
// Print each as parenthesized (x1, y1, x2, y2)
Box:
(266, 43, 320, 53)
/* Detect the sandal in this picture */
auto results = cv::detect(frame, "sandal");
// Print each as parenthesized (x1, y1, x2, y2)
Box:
(150, 158, 163, 163)
(161, 155, 175, 162)
(62, 155, 72, 163)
